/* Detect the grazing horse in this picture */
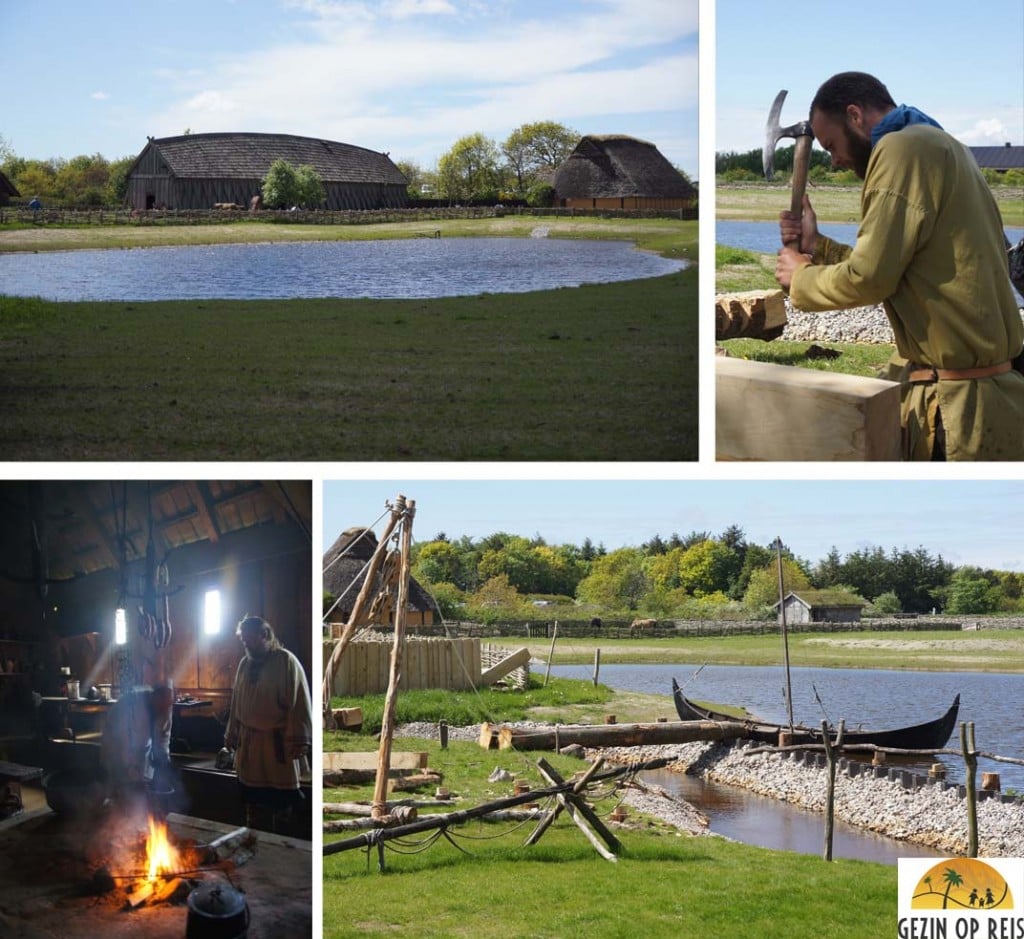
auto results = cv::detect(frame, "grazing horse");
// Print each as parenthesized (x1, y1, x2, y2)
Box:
(629, 618, 657, 636)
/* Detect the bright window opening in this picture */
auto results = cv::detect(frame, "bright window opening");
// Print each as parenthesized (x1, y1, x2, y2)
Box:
(115, 608, 127, 645)
(204, 589, 222, 636)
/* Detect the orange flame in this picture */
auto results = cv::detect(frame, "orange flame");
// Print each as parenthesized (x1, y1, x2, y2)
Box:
(145, 816, 178, 881)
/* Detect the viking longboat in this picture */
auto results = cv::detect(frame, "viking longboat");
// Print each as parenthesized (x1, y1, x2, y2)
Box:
(671, 678, 960, 751)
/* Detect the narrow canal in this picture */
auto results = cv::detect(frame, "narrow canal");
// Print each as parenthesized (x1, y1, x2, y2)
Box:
(550, 664, 1022, 864)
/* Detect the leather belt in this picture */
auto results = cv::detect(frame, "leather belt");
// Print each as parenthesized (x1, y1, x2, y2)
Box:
(907, 360, 1012, 383)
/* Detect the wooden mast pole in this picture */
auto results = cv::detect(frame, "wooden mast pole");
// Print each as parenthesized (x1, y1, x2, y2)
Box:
(774, 536, 795, 735)
(371, 496, 416, 821)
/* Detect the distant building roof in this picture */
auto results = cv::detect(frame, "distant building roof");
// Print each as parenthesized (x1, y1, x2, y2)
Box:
(969, 144, 1024, 171)
(775, 589, 868, 611)
(130, 132, 407, 186)
(552, 134, 695, 200)
(0, 169, 19, 199)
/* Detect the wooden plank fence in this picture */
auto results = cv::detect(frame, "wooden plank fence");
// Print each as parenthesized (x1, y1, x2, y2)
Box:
(325, 637, 481, 697)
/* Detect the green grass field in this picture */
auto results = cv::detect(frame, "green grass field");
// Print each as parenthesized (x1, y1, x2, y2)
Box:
(0, 216, 697, 460)
(323, 725, 895, 939)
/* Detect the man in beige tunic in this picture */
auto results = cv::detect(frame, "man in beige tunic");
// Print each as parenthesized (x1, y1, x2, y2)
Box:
(775, 72, 1024, 461)
(225, 615, 312, 832)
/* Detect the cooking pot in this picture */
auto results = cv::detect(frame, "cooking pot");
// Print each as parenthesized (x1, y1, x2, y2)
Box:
(186, 883, 250, 939)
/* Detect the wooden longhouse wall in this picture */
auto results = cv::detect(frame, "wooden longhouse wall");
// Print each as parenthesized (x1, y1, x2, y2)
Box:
(325, 637, 481, 697)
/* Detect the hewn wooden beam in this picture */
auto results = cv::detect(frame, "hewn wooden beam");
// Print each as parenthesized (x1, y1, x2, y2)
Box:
(715, 290, 788, 341)
(716, 357, 902, 461)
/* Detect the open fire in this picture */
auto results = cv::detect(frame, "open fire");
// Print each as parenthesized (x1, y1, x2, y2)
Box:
(145, 815, 179, 881)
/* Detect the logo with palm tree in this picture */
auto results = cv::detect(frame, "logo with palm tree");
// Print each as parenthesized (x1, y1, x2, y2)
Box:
(912, 859, 1013, 910)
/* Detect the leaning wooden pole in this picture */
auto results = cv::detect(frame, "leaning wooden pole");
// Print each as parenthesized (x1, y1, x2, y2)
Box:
(322, 508, 403, 715)
(774, 536, 795, 735)
(371, 496, 416, 821)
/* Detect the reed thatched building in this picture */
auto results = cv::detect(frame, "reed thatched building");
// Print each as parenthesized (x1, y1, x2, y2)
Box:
(125, 132, 408, 210)
(323, 527, 438, 629)
(552, 134, 696, 210)
(0, 169, 19, 206)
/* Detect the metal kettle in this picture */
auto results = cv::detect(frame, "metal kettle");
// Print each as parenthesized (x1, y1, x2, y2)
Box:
(185, 882, 250, 939)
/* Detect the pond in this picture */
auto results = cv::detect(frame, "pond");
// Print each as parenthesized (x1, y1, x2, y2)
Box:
(0, 236, 687, 302)
(717, 221, 1024, 304)
(550, 663, 1024, 790)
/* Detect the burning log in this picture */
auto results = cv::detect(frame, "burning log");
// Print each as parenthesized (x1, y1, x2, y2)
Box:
(199, 826, 258, 865)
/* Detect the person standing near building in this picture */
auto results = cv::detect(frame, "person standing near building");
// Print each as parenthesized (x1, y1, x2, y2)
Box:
(225, 615, 312, 832)
(775, 71, 1024, 461)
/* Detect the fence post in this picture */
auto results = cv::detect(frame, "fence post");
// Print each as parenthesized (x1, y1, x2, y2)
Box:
(593, 648, 601, 687)
(543, 621, 559, 688)
(961, 721, 978, 857)
(821, 719, 844, 861)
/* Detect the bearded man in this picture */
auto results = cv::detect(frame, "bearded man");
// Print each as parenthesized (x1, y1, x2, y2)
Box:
(225, 615, 312, 832)
(775, 71, 1024, 461)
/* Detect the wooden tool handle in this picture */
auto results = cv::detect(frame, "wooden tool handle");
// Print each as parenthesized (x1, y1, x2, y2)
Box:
(787, 134, 813, 250)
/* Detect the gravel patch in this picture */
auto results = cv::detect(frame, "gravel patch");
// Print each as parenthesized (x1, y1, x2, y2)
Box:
(781, 298, 1024, 346)
(598, 739, 1024, 858)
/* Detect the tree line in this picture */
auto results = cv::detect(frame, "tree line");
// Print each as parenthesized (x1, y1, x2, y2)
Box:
(392, 527, 1024, 623)
(1, 120, 693, 209)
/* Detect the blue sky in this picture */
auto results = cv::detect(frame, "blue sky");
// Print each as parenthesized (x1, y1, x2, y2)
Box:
(323, 479, 1024, 572)
(3, 0, 698, 175)
(715, 0, 1024, 156)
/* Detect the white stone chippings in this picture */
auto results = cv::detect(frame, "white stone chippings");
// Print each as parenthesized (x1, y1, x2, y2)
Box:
(597, 739, 1024, 858)
(780, 298, 1024, 346)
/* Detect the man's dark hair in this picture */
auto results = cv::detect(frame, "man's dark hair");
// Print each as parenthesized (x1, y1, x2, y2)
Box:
(810, 72, 897, 119)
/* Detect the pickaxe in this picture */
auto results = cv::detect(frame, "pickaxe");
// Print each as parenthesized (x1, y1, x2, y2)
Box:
(763, 89, 814, 251)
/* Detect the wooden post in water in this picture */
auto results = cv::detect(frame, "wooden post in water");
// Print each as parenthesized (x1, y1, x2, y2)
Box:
(543, 621, 559, 687)
(961, 721, 979, 857)
(371, 496, 415, 822)
(593, 648, 601, 687)
(821, 719, 845, 862)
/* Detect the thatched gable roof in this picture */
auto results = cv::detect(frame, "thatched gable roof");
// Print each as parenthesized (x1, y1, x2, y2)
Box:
(323, 527, 438, 618)
(0, 169, 19, 200)
(552, 134, 694, 200)
(131, 132, 407, 186)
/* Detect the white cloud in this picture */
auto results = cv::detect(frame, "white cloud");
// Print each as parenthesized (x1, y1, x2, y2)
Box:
(91, 91, 110, 100)
(148, 0, 697, 167)
(955, 118, 1014, 147)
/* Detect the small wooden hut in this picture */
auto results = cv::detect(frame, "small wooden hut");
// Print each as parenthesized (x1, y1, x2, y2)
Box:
(776, 589, 867, 625)
(551, 134, 695, 210)
(124, 132, 408, 210)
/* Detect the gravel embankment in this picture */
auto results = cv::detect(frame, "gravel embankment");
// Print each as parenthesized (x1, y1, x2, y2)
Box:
(781, 298, 1024, 345)
(394, 723, 1024, 855)
(597, 739, 1024, 858)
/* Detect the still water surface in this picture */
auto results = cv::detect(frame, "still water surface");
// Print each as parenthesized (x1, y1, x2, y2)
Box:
(0, 237, 686, 302)
(550, 663, 1022, 863)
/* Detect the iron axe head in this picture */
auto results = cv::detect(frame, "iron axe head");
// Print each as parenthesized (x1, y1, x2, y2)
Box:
(763, 89, 814, 180)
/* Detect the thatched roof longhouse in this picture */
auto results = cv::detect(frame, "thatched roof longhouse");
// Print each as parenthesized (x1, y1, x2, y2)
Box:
(125, 132, 408, 210)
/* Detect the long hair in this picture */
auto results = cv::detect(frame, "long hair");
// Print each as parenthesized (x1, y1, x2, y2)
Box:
(236, 614, 282, 651)
(810, 72, 897, 120)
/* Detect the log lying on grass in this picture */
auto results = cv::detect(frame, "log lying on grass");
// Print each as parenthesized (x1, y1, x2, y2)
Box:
(480, 719, 750, 751)
(715, 290, 788, 341)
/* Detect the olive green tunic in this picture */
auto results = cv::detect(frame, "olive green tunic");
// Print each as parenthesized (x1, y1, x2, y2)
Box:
(790, 124, 1024, 461)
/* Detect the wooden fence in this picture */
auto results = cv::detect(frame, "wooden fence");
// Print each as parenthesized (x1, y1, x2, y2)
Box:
(325, 637, 481, 697)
